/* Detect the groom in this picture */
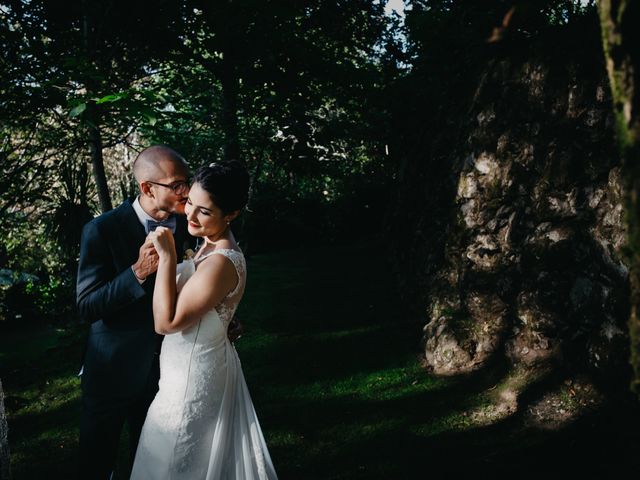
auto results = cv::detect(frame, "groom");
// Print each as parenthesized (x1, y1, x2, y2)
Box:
(77, 145, 195, 479)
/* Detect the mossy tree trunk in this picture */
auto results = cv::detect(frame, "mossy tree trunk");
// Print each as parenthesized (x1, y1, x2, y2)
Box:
(598, 0, 640, 396)
(390, 18, 630, 417)
(0, 379, 10, 480)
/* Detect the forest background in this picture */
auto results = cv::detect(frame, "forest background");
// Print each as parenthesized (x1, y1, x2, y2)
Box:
(1, 0, 640, 478)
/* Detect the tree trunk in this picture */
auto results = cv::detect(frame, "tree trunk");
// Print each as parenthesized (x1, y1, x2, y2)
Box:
(220, 51, 240, 162)
(598, 0, 640, 396)
(238, 146, 266, 255)
(82, 0, 112, 213)
(0, 378, 10, 480)
(390, 20, 629, 419)
(87, 111, 112, 212)
(203, 0, 241, 163)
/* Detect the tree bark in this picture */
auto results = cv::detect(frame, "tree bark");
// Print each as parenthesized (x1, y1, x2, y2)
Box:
(390, 20, 629, 410)
(598, 0, 640, 396)
(202, 0, 241, 163)
(82, 0, 112, 213)
(220, 48, 240, 162)
(0, 378, 10, 480)
(87, 109, 112, 212)
(238, 146, 266, 255)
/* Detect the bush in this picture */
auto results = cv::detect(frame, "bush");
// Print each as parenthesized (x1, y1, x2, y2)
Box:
(0, 270, 75, 328)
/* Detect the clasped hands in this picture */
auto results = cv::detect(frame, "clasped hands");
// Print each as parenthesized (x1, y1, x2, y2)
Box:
(131, 226, 243, 342)
(132, 228, 167, 281)
(132, 226, 177, 280)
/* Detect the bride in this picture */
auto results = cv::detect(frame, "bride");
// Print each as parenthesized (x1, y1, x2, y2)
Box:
(130, 161, 278, 479)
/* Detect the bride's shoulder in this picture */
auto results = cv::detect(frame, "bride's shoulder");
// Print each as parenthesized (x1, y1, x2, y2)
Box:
(196, 248, 240, 271)
(213, 238, 236, 251)
(190, 251, 240, 291)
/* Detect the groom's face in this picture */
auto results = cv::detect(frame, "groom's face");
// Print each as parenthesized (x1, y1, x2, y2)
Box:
(146, 158, 190, 215)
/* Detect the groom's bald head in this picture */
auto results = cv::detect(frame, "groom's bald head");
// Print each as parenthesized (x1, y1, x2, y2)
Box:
(133, 145, 188, 183)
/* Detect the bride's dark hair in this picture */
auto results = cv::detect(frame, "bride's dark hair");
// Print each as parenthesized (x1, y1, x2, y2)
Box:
(191, 160, 250, 215)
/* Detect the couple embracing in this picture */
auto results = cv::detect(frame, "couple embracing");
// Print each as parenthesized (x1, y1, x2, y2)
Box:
(77, 146, 277, 479)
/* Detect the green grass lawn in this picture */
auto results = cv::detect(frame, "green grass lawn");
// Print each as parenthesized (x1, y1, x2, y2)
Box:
(2, 239, 640, 479)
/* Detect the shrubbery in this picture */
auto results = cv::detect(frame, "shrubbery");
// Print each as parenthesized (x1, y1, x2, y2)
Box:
(0, 214, 79, 329)
(0, 272, 75, 329)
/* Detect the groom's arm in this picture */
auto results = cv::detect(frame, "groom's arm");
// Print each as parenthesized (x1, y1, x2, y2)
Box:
(76, 220, 148, 323)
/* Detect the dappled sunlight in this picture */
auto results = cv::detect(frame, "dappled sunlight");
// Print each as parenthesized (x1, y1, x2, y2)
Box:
(6, 379, 80, 478)
(266, 364, 448, 403)
(3, 241, 640, 478)
(1, 1, 639, 478)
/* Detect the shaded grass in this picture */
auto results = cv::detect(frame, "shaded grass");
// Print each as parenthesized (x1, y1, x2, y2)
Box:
(1, 326, 83, 478)
(2, 238, 640, 478)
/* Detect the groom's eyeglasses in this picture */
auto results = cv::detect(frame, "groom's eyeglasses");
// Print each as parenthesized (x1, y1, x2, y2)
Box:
(146, 180, 190, 196)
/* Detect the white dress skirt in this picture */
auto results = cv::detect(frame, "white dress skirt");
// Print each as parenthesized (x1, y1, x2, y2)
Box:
(130, 249, 278, 479)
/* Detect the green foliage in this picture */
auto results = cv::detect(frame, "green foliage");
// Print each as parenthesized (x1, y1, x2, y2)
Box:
(0, 272, 75, 327)
(1, 0, 401, 328)
(0, 208, 78, 327)
(132, 1, 400, 252)
(1, 0, 602, 324)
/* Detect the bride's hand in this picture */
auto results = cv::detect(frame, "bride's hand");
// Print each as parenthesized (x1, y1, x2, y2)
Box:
(148, 226, 176, 260)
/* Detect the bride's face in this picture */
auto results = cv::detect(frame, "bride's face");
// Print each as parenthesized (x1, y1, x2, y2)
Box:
(185, 182, 235, 240)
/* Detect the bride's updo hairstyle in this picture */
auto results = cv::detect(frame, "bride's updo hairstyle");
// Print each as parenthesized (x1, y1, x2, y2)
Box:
(192, 160, 250, 215)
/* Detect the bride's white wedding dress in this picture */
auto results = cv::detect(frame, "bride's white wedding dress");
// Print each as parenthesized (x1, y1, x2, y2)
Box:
(131, 249, 277, 479)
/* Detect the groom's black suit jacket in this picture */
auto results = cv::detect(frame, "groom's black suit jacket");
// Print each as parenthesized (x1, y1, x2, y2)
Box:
(77, 199, 193, 398)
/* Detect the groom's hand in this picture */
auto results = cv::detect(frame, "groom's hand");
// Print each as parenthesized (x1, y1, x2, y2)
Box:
(132, 239, 159, 280)
(227, 316, 244, 343)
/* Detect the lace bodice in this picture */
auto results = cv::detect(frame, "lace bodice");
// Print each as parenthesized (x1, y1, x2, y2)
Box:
(176, 248, 246, 330)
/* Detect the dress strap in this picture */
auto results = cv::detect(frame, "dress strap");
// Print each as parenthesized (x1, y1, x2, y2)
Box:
(194, 250, 216, 263)
(194, 249, 246, 296)
(195, 248, 242, 264)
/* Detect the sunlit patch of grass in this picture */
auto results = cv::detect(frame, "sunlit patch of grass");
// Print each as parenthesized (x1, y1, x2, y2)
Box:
(9, 375, 80, 415)
(7, 376, 80, 478)
(269, 362, 449, 402)
(2, 321, 84, 479)
(267, 430, 306, 448)
(327, 364, 449, 401)
(5, 369, 81, 479)
(412, 408, 483, 437)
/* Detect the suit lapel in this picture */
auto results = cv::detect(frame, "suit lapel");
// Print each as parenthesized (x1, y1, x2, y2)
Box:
(121, 199, 147, 250)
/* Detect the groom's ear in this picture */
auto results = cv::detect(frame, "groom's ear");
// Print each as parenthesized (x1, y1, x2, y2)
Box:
(140, 181, 153, 198)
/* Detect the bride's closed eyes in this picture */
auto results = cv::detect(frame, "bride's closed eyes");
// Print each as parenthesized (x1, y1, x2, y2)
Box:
(187, 198, 213, 216)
